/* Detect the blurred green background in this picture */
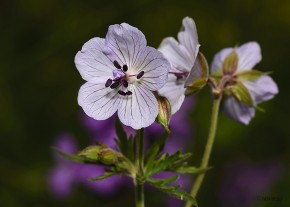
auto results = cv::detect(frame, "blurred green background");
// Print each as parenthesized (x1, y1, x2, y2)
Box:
(1, 0, 289, 206)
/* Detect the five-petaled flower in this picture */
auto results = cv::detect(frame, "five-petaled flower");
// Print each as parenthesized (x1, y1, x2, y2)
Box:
(75, 23, 170, 129)
(158, 17, 200, 114)
(210, 42, 278, 125)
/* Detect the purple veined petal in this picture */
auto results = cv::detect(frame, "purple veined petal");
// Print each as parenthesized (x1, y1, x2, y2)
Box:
(243, 75, 278, 104)
(138, 46, 170, 91)
(177, 17, 200, 60)
(236, 41, 261, 72)
(158, 74, 187, 114)
(78, 80, 121, 121)
(159, 37, 193, 72)
(210, 47, 233, 73)
(75, 37, 115, 82)
(117, 85, 158, 129)
(103, 23, 147, 68)
(223, 95, 256, 125)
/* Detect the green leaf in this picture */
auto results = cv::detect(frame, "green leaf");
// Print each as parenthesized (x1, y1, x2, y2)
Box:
(115, 117, 127, 151)
(147, 178, 198, 206)
(88, 171, 116, 181)
(51, 147, 88, 163)
(144, 131, 169, 174)
(236, 70, 264, 81)
(173, 166, 212, 174)
(228, 82, 254, 106)
(223, 49, 238, 74)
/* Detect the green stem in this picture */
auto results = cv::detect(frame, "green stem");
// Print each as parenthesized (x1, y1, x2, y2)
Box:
(185, 96, 221, 207)
(135, 129, 145, 207)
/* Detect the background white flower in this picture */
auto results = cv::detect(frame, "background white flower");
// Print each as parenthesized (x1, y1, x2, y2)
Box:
(210, 42, 279, 124)
(158, 17, 200, 114)
(75, 23, 170, 129)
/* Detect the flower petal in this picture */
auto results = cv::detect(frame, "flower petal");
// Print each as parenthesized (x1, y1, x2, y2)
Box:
(117, 85, 158, 129)
(103, 23, 147, 68)
(223, 95, 256, 125)
(177, 17, 200, 60)
(210, 48, 232, 73)
(236, 42, 261, 71)
(78, 81, 121, 120)
(158, 75, 186, 114)
(159, 37, 193, 72)
(243, 75, 278, 104)
(138, 46, 170, 91)
(75, 37, 114, 81)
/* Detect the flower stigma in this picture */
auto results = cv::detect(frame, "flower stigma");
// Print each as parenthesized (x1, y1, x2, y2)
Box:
(105, 60, 145, 96)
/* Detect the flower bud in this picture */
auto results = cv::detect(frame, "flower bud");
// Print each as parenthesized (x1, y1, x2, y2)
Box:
(154, 93, 171, 133)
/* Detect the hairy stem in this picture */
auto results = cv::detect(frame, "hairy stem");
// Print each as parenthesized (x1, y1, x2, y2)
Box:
(185, 96, 221, 207)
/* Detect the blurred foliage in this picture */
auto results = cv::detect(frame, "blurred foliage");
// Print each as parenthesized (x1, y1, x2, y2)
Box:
(0, 0, 290, 206)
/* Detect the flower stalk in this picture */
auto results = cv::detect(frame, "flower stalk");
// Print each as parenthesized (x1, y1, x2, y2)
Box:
(185, 93, 222, 207)
(135, 129, 145, 207)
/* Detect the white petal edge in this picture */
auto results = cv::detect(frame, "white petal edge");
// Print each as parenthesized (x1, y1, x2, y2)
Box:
(159, 37, 193, 72)
(158, 75, 187, 114)
(236, 41, 262, 72)
(103, 23, 147, 69)
(75, 37, 114, 82)
(78, 81, 121, 121)
(243, 75, 278, 104)
(223, 95, 256, 125)
(177, 17, 200, 60)
(117, 85, 158, 129)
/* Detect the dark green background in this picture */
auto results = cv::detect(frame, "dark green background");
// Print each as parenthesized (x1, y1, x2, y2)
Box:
(1, 0, 289, 206)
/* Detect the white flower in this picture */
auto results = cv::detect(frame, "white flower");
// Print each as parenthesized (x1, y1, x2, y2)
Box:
(75, 23, 170, 129)
(210, 42, 278, 124)
(158, 17, 200, 114)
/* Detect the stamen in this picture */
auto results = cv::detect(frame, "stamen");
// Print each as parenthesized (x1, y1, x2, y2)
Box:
(126, 91, 132, 96)
(105, 79, 113, 87)
(137, 71, 145, 79)
(118, 90, 126, 96)
(113, 60, 121, 69)
(122, 80, 128, 87)
(110, 82, 120, 89)
(122, 65, 128, 72)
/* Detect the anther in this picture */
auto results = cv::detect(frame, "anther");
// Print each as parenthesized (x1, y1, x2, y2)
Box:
(126, 91, 132, 95)
(118, 90, 126, 96)
(110, 82, 120, 89)
(122, 80, 128, 87)
(113, 60, 121, 69)
(122, 65, 128, 72)
(105, 79, 113, 87)
(137, 71, 144, 79)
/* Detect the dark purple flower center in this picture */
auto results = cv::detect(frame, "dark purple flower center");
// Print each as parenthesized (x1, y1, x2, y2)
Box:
(105, 60, 145, 96)
(169, 71, 189, 80)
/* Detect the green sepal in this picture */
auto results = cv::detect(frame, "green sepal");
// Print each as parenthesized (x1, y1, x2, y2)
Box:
(223, 49, 238, 74)
(88, 171, 116, 181)
(185, 52, 209, 96)
(228, 82, 254, 106)
(51, 147, 89, 163)
(236, 70, 265, 81)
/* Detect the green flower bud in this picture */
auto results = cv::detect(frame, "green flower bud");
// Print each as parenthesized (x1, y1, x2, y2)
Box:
(154, 93, 171, 133)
